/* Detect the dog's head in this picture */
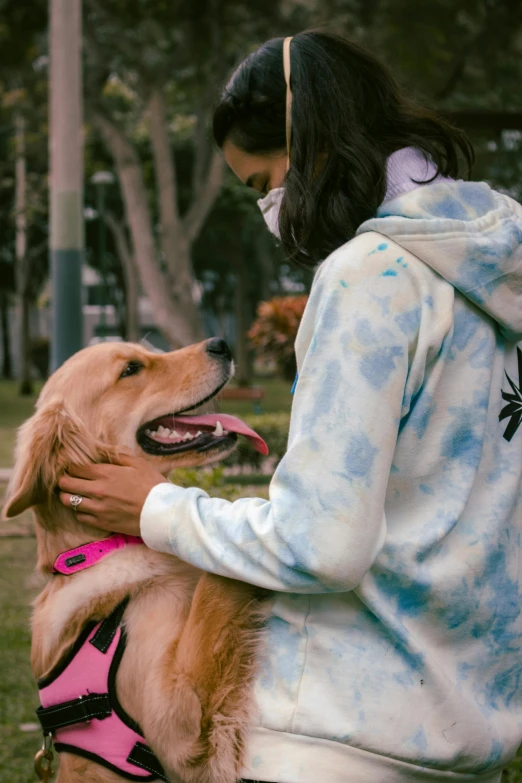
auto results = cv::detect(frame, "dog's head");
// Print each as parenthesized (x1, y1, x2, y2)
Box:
(3, 338, 266, 520)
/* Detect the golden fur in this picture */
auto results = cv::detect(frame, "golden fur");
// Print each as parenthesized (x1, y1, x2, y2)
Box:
(3, 340, 268, 783)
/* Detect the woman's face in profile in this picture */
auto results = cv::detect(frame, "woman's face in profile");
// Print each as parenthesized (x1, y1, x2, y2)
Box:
(223, 139, 287, 196)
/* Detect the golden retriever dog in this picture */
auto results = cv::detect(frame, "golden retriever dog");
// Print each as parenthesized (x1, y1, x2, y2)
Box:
(3, 338, 269, 783)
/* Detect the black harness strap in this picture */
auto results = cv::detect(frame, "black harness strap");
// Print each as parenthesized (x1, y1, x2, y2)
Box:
(90, 599, 129, 653)
(127, 742, 169, 782)
(36, 692, 112, 732)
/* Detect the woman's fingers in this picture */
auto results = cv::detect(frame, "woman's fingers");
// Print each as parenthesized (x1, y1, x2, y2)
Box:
(66, 463, 104, 480)
(58, 473, 101, 498)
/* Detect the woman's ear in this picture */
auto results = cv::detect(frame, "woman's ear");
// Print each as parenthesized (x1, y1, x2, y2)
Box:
(3, 401, 107, 519)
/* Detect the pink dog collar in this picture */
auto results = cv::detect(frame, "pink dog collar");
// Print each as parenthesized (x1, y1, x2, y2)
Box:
(53, 534, 144, 575)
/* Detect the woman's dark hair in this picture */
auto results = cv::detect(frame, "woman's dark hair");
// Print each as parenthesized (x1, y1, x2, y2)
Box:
(212, 31, 474, 268)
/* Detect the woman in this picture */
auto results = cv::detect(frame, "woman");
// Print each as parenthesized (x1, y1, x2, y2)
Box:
(59, 31, 522, 783)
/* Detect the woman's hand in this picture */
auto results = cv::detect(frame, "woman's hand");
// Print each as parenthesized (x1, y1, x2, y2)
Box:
(58, 454, 169, 535)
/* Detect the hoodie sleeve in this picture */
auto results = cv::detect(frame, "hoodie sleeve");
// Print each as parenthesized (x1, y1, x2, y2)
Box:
(141, 236, 431, 593)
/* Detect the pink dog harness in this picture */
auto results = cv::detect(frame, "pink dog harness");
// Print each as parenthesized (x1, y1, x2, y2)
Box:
(36, 537, 168, 781)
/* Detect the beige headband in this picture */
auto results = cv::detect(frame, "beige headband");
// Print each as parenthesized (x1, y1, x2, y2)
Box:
(283, 36, 293, 165)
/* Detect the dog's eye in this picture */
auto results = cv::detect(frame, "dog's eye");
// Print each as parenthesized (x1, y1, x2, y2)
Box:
(119, 361, 143, 379)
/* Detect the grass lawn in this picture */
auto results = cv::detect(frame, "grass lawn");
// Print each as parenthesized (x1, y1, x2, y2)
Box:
(0, 381, 42, 468)
(0, 536, 41, 783)
(218, 376, 293, 417)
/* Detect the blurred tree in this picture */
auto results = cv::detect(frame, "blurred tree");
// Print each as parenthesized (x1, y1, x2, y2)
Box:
(1, 0, 521, 368)
(82, 0, 286, 348)
(0, 0, 48, 389)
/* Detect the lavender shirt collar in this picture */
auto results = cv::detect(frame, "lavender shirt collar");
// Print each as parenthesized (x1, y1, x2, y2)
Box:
(383, 146, 451, 203)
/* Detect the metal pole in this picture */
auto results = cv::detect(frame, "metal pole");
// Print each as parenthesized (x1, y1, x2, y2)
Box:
(49, 0, 84, 370)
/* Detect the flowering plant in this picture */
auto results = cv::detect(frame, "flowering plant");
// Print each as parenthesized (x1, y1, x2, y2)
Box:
(248, 295, 308, 381)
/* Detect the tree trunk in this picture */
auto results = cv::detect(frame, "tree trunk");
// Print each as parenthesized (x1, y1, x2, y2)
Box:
(94, 112, 199, 348)
(105, 213, 140, 343)
(234, 257, 252, 386)
(94, 88, 225, 350)
(19, 293, 32, 395)
(15, 113, 33, 396)
(0, 291, 12, 379)
(148, 89, 205, 342)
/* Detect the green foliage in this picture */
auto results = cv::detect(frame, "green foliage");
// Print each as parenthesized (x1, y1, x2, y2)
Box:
(223, 412, 290, 472)
(169, 465, 240, 500)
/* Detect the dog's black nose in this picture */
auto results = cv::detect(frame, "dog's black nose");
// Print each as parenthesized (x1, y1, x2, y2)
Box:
(205, 337, 233, 362)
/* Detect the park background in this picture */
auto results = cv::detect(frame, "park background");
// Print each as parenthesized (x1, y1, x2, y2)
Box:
(0, 0, 521, 780)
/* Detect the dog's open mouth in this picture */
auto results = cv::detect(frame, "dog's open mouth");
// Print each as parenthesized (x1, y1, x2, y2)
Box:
(137, 413, 268, 456)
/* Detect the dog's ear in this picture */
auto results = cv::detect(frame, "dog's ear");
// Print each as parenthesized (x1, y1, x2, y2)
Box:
(3, 401, 106, 519)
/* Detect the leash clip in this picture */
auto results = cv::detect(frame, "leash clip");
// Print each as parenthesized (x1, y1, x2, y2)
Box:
(34, 733, 55, 782)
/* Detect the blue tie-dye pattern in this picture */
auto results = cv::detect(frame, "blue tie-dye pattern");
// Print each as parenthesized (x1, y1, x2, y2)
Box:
(140, 176, 522, 779)
(354, 317, 378, 346)
(452, 306, 480, 351)
(411, 727, 428, 752)
(360, 345, 404, 390)
(343, 431, 378, 482)
(429, 196, 469, 221)
(400, 389, 436, 438)
(441, 405, 485, 468)
(395, 306, 421, 336)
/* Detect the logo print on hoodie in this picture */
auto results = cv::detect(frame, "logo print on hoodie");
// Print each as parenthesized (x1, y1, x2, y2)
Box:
(500, 347, 522, 442)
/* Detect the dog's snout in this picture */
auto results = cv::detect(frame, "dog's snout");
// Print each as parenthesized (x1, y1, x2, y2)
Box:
(205, 338, 233, 362)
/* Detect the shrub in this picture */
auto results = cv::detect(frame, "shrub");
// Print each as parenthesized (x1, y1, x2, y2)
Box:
(223, 412, 290, 473)
(170, 466, 240, 500)
(169, 465, 269, 500)
(248, 296, 308, 381)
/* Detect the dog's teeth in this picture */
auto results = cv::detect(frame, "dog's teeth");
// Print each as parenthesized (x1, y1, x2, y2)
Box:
(145, 429, 151, 435)
(195, 431, 202, 437)
(213, 421, 224, 437)
(157, 425, 166, 436)
(171, 430, 180, 438)
(149, 430, 157, 437)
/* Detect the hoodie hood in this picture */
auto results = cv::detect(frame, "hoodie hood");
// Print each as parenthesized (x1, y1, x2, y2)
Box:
(358, 171, 522, 342)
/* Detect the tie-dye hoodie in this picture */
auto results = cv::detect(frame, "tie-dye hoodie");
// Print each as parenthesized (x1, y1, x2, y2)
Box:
(141, 154, 522, 783)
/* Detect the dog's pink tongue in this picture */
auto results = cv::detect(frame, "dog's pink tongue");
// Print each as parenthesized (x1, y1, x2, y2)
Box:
(174, 414, 269, 455)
